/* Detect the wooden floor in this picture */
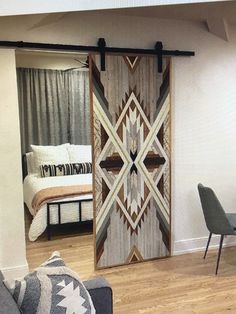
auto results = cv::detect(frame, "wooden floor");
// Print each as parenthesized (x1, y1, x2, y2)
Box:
(26, 226, 236, 314)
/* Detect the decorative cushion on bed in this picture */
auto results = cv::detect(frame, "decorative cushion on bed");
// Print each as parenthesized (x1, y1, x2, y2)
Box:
(4, 251, 95, 314)
(40, 162, 92, 177)
(67, 145, 92, 163)
(26, 152, 37, 174)
(31, 144, 70, 173)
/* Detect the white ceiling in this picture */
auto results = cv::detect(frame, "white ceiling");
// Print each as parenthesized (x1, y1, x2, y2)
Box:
(106, 1, 236, 24)
(104, 0, 236, 41)
(25, 1, 236, 42)
(0, 0, 228, 17)
(0, 1, 235, 41)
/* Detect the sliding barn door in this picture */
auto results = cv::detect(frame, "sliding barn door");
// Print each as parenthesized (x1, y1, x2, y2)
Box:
(91, 54, 171, 269)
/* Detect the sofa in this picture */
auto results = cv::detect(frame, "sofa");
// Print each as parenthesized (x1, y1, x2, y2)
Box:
(0, 271, 113, 314)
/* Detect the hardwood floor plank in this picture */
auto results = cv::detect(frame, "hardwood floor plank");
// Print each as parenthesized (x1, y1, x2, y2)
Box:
(25, 222, 236, 313)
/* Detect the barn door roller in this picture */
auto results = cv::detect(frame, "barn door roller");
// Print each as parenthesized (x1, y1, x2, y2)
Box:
(97, 37, 194, 73)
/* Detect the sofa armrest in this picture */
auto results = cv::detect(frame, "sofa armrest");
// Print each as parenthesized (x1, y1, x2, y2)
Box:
(83, 277, 113, 314)
(0, 272, 21, 314)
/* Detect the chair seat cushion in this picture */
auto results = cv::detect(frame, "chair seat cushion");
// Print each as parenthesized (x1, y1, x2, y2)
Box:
(226, 213, 236, 230)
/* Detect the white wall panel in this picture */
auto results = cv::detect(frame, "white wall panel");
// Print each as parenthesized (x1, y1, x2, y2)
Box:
(0, 49, 28, 279)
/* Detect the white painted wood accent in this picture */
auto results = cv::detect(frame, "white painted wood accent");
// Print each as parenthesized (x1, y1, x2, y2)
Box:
(207, 18, 229, 41)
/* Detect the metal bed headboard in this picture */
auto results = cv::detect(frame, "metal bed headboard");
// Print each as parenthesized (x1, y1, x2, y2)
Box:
(22, 154, 28, 180)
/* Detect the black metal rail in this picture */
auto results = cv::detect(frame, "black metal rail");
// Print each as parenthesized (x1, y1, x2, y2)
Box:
(0, 38, 195, 73)
(46, 198, 93, 240)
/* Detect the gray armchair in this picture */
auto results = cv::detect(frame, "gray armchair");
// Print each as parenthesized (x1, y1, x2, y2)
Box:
(198, 183, 236, 274)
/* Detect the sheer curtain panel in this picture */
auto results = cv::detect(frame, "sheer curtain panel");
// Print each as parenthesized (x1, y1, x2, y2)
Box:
(17, 68, 90, 153)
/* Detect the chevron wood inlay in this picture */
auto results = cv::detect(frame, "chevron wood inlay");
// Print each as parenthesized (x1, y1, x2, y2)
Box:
(91, 54, 171, 268)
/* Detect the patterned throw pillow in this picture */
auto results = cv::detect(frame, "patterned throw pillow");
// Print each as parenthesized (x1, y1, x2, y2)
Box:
(40, 162, 92, 177)
(4, 251, 95, 314)
(31, 144, 70, 175)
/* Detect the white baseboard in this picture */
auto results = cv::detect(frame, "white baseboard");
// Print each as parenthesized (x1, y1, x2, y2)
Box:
(1, 263, 29, 280)
(173, 235, 236, 255)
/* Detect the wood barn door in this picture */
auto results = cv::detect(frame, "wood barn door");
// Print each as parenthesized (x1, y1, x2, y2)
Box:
(90, 54, 171, 269)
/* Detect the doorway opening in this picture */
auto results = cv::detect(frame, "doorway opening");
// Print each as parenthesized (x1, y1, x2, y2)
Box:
(16, 49, 95, 271)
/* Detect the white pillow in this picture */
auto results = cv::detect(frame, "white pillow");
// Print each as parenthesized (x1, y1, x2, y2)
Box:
(31, 144, 70, 172)
(67, 145, 92, 163)
(26, 152, 37, 174)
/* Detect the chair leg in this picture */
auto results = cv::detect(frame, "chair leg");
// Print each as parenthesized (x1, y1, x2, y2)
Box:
(215, 235, 224, 275)
(204, 232, 212, 259)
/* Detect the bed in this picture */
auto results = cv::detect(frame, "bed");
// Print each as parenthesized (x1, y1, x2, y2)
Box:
(23, 144, 93, 241)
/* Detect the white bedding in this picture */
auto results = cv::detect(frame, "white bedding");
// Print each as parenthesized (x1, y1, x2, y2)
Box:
(23, 173, 93, 241)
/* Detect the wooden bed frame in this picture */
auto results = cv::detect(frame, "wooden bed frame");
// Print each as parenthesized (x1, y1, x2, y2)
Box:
(22, 154, 93, 240)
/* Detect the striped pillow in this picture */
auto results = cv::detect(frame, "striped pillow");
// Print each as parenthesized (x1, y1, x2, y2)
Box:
(40, 162, 92, 177)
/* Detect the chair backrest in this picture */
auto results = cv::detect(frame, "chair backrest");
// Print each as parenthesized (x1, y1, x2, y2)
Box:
(198, 183, 234, 235)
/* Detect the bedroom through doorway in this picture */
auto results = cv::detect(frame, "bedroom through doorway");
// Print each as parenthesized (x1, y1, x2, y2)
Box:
(15, 49, 94, 267)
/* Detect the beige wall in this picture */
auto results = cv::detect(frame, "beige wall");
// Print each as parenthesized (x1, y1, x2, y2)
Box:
(0, 49, 28, 278)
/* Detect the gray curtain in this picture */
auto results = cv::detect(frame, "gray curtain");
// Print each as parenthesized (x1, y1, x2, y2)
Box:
(66, 71, 90, 145)
(17, 68, 90, 153)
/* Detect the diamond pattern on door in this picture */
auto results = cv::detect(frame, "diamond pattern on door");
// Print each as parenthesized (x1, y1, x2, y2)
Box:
(91, 54, 171, 268)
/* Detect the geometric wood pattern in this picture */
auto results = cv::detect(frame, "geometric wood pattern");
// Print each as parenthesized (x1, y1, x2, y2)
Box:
(91, 54, 171, 268)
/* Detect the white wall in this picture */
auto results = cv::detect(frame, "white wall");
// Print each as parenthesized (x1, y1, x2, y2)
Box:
(1, 11, 236, 273)
(0, 0, 222, 17)
(173, 45, 236, 253)
(0, 49, 28, 278)
(16, 51, 88, 70)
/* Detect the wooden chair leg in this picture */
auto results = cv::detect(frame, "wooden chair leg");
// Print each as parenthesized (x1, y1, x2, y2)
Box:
(215, 235, 224, 275)
(204, 232, 212, 259)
